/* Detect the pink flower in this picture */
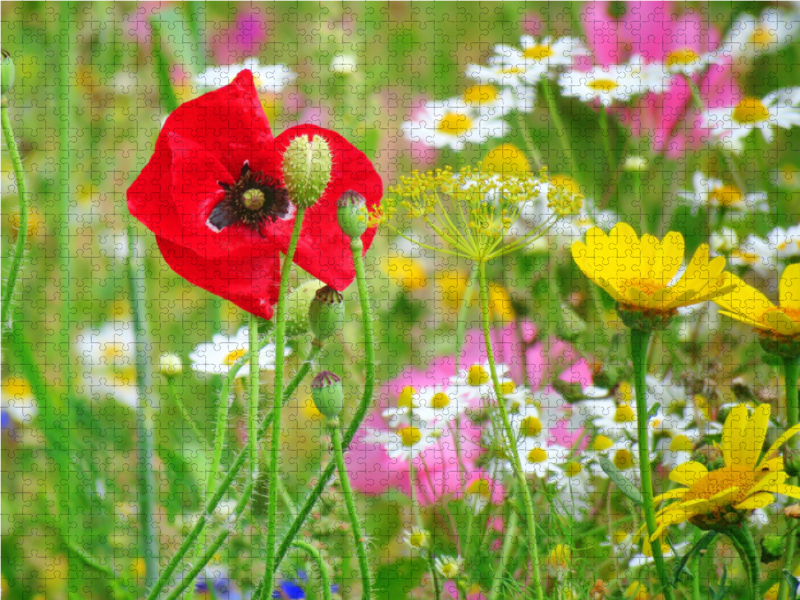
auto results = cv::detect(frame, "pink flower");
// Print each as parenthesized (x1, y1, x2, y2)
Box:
(209, 10, 270, 65)
(445, 581, 486, 600)
(581, 1, 741, 156)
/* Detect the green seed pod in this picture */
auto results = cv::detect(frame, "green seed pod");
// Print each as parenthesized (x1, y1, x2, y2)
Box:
(308, 286, 344, 341)
(1, 50, 14, 97)
(283, 279, 324, 338)
(282, 134, 332, 209)
(336, 190, 369, 238)
(311, 371, 344, 420)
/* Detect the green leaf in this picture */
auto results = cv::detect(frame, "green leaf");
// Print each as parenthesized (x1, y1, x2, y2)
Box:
(672, 531, 718, 585)
(647, 402, 662, 421)
(783, 569, 800, 600)
(598, 455, 643, 505)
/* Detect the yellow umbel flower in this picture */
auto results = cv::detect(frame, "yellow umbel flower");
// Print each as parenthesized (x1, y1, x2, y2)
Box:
(640, 403, 800, 555)
(713, 264, 800, 352)
(571, 222, 735, 317)
(385, 256, 427, 291)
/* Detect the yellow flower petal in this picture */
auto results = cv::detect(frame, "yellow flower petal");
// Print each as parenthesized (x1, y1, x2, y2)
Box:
(735, 492, 774, 509)
(774, 483, 800, 499)
(722, 404, 749, 467)
(759, 421, 800, 469)
(758, 457, 785, 472)
(741, 404, 771, 470)
(713, 273, 775, 326)
(780, 263, 800, 310)
(653, 488, 689, 505)
(669, 461, 708, 486)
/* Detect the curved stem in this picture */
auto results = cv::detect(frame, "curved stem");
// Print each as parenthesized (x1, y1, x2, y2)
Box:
(477, 261, 544, 600)
(332, 426, 372, 600)
(488, 509, 518, 600)
(0, 101, 29, 336)
(779, 355, 800, 600)
(541, 77, 577, 178)
(291, 541, 332, 600)
(263, 206, 307, 598)
(271, 236, 376, 576)
(728, 525, 761, 600)
(515, 111, 543, 171)
(630, 328, 674, 600)
(166, 377, 205, 445)
(143, 348, 317, 600)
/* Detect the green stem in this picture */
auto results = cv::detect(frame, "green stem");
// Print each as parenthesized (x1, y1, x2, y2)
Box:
(455, 265, 477, 374)
(332, 426, 372, 600)
(630, 327, 674, 600)
(477, 262, 544, 600)
(599, 106, 616, 183)
(291, 541, 333, 600)
(263, 206, 307, 598)
(779, 355, 800, 600)
(143, 349, 317, 600)
(488, 510, 518, 600)
(427, 549, 442, 600)
(692, 550, 701, 600)
(515, 111, 544, 171)
(0, 100, 29, 336)
(166, 377, 205, 445)
(148, 18, 179, 114)
(248, 313, 260, 481)
(126, 225, 159, 586)
(271, 236, 376, 576)
(541, 77, 577, 178)
(728, 526, 761, 600)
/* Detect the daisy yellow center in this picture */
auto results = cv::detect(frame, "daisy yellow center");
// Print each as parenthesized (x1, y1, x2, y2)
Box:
(524, 44, 553, 60)
(398, 386, 417, 408)
(103, 342, 127, 362)
(593, 435, 614, 451)
(709, 184, 743, 207)
(409, 531, 428, 548)
(521, 416, 543, 437)
(617, 381, 633, 403)
(466, 477, 492, 498)
(467, 365, 490, 386)
(669, 435, 694, 453)
(114, 368, 137, 387)
(440, 561, 460, 578)
(683, 467, 758, 503)
(622, 277, 664, 297)
(501, 66, 524, 75)
(4, 376, 32, 397)
(463, 84, 499, 105)
(438, 112, 473, 135)
(732, 97, 770, 124)
(588, 78, 618, 93)
(614, 405, 636, 423)
(527, 448, 548, 463)
(751, 26, 778, 50)
(398, 426, 422, 447)
(666, 48, 700, 67)
(564, 462, 583, 477)
(223, 349, 247, 366)
(481, 143, 530, 175)
(500, 381, 516, 395)
(614, 449, 635, 470)
(431, 392, 451, 409)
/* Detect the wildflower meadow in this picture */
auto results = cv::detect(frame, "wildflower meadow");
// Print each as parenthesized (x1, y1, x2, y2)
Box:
(4, 2, 800, 600)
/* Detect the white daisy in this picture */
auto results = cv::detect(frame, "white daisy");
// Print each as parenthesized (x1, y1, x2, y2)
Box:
(662, 47, 715, 76)
(75, 322, 140, 408)
(364, 420, 441, 460)
(190, 326, 287, 378)
(518, 441, 570, 477)
(559, 63, 646, 107)
(721, 9, 798, 59)
(508, 402, 549, 444)
(657, 430, 700, 469)
(195, 58, 297, 93)
(703, 88, 800, 146)
(464, 63, 537, 112)
(710, 227, 739, 255)
(449, 361, 513, 409)
(731, 234, 777, 274)
(461, 83, 517, 118)
(625, 54, 669, 94)
(412, 385, 465, 426)
(434, 555, 464, 579)
(769, 224, 800, 259)
(679, 172, 768, 214)
(401, 98, 508, 151)
(550, 460, 595, 519)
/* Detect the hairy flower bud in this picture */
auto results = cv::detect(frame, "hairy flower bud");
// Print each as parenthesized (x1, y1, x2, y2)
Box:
(159, 353, 183, 377)
(311, 371, 344, 421)
(1, 50, 14, 97)
(282, 134, 332, 209)
(337, 190, 369, 238)
(308, 285, 344, 341)
(282, 279, 324, 338)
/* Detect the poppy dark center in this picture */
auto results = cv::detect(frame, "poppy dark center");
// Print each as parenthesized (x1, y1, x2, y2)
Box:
(207, 162, 291, 233)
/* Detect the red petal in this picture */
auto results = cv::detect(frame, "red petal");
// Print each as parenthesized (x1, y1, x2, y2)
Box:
(155, 235, 281, 320)
(270, 124, 383, 290)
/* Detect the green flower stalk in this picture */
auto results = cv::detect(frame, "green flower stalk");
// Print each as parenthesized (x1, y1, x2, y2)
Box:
(779, 354, 800, 600)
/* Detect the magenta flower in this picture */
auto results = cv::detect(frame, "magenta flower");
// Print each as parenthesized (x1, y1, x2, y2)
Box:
(210, 10, 270, 65)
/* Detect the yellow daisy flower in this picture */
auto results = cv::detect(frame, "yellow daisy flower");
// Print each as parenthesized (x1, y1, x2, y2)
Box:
(571, 222, 736, 319)
(713, 263, 800, 341)
(640, 403, 800, 555)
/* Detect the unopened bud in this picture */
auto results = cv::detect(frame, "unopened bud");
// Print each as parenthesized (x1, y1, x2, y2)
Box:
(337, 190, 369, 238)
(308, 286, 344, 341)
(1, 50, 14, 97)
(159, 353, 183, 377)
(311, 371, 344, 421)
(785, 504, 800, 519)
(282, 134, 332, 209)
(622, 156, 647, 172)
(783, 447, 800, 478)
(284, 279, 324, 337)
(692, 444, 724, 471)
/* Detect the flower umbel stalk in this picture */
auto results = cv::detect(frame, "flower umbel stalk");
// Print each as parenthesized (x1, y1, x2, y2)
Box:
(779, 355, 800, 600)
(262, 206, 307, 598)
(630, 327, 674, 600)
(291, 541, 333, 600)
(248, 313, 259, 481)
(477, 262, 544, 600)
(331, 424, 372, 600)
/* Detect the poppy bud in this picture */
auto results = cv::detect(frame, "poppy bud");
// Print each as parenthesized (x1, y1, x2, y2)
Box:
(1, 50, 13, 97)
(337, 190, 369, 238)
(282, 134, 332, 209)
(283, 279, 323, 338)
(159, 353, 183, 378)
(311, 371, 344, 421)
(308, 286, 344, 342)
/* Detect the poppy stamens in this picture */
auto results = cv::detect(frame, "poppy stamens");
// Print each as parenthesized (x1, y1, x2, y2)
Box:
(207, 162, 290, 233)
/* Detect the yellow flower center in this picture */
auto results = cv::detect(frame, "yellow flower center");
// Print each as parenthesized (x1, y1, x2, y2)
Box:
(440, 561, 460, 578)
(622, 278, 665, 298)
(467, 365, 490, 386)
(463, 84, 499, 105)
(398, 426, 422, 447)
(409, 531, 428, 548)
(766, 306, 800, 323)
(684, 466, 758, 503)
(614, 405, 636, 423)
(437, 112, 473, 135)
(666, 48, 701, 67)
(431, 392, 451, 409)
(547, 544, 571, 570)
(669, 435, 694, 453)
(398, 386, 417, 408)
(521, 416, 543, 437)
(732, 97, 770, 124)
(3, 376, 32, 397)
(524, 44, 553, 61)
(593, 435, 614, 451)
(709, 184, 744, 207)
(613, 449, 635, 470)
(527, 448, 548, 464)
(694, 394, 713, 421)
(499, 381, 516, 395)
(501, 66, 524, 75)
(750, 26, 778, 50)
(550, 174, 580, 195)
(564, 462, 583, 477)
(223, 349, 247, 366)
(588, 78, 618, 92)
(617, 381, 633, 403)
(481, 143, 530, 175)
(466, 477, 492, 498)
(103, 342, 127, 362)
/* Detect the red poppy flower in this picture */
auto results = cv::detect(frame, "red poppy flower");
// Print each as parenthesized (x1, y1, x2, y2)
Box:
(127, 70, 382, 319)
